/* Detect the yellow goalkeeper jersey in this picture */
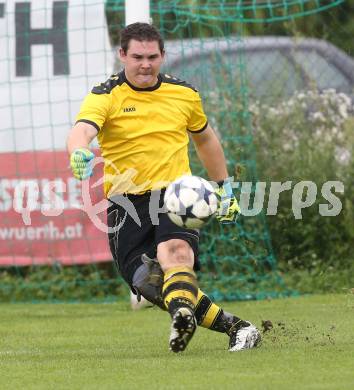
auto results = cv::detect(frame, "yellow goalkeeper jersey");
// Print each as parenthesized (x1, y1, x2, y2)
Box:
(76, 71, 208, 196)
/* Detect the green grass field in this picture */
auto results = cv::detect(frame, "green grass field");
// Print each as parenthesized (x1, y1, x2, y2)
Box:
(0, 293, 353, 390)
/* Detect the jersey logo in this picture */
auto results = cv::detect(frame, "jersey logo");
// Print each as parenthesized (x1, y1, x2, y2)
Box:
(123, 106, 136, 113)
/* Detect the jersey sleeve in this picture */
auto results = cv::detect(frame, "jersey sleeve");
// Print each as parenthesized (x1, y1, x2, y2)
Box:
(187, 91, 208, 133)
(75, 92, 112, 132)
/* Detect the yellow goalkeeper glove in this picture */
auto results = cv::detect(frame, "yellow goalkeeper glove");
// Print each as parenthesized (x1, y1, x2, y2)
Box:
(215, 180, 240, 224)
(70, 148, 95, 180)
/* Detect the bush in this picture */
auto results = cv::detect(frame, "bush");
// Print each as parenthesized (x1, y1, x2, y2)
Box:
(0, 263, 129, 302)
(250, 89, 354, 274)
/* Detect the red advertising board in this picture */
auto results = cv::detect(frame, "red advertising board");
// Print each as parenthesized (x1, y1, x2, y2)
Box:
(0, 1, 114, 267)
(0, 151, 111, 266)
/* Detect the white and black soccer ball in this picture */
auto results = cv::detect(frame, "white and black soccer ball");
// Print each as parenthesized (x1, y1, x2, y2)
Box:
(164, 175, 218, 229)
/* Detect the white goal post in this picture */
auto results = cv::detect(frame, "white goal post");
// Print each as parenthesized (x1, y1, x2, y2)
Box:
(125, 0, 150, 25)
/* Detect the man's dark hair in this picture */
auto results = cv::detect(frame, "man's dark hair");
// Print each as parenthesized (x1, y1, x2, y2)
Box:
(120, 22, 164, 54)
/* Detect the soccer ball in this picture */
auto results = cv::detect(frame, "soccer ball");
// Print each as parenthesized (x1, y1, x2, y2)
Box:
(164, 175, 218, 229)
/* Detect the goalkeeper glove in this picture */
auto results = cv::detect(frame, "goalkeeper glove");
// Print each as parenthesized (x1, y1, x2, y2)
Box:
(70, 148, 95, 180)
(215, 180, 240, 224)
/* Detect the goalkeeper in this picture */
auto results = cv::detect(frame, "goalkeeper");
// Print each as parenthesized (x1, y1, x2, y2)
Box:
(67, 22, 260, 353)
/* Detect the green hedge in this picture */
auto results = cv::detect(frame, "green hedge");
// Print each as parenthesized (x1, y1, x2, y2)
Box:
(0, 263, 128, 302)
(251, 89, 354, 281)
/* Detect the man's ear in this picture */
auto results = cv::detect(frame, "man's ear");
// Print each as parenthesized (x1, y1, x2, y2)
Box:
(119, 48, 126, 62)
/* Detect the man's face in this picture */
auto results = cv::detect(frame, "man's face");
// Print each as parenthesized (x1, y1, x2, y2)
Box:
(119, 39, 165, 88)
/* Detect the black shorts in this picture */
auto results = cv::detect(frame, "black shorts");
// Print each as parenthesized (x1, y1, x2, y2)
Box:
(107, 189, 200, 287)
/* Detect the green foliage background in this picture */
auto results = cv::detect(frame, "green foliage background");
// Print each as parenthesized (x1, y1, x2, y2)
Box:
(251, 92, 354, 290)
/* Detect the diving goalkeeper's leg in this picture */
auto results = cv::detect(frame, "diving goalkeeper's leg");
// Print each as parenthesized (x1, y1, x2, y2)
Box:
(195, 289, 261, 351)
(157, 239, 198, 353)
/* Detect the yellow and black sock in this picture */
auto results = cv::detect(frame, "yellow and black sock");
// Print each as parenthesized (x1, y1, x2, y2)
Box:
(162, 266, 198, 315)
(194, 289, 241, 333)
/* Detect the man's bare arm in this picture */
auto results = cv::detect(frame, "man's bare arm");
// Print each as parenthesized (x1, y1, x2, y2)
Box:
(66, 121, 98, 154)
(190, 124, 228, 182)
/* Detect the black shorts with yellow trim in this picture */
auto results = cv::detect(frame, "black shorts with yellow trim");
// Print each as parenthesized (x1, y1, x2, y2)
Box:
(107, 189, 200, 288)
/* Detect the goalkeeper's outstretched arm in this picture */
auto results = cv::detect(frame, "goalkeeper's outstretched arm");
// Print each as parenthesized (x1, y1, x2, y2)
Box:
(66, 122, 98, 180)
